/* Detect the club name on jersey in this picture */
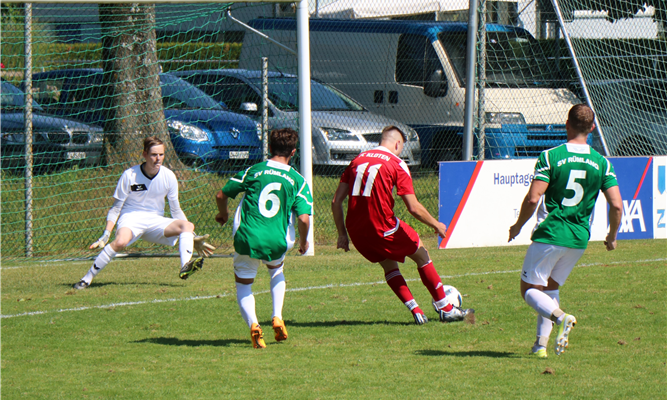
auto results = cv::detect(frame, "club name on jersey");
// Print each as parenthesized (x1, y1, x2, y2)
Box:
(253, 169, 295, 186)
(361, 152, 391, 162)
(556, 156, 600, 170)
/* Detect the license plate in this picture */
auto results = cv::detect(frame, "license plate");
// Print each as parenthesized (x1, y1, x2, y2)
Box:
(229, 151, 249, 159)
(66, 152, 86, 160)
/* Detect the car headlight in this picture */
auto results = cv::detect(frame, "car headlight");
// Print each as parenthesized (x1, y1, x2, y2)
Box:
(321, 127, 359, 141)
(405, 127, 419, 143)
(485, 112, 526, 125)
(167, 120, 209, 142)
(89, 129, 104, 144)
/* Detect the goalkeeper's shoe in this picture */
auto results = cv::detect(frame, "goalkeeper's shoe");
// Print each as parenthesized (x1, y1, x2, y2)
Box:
(272, 317, 288, 342)
(73, 280, 89, 290)
(555, 314, 577, 355)
(250, 323, 266, 349)
(413, 312, 428, 325)
(439, 306, 474, 323)
(179, 257, 204, 280)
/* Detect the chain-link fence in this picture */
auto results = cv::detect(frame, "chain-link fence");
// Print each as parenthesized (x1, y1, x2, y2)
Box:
(1, 1, 664, 261)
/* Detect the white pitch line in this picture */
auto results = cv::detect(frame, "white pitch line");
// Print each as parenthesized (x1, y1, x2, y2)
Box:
(2, 258, 664, 319)
(1, 261, 92, 270)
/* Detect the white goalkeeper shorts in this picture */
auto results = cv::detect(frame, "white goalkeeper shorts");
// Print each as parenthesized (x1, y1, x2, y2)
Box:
(117, 211, 179, 247)
(521, 242, 585, 287)
(233, 253, 285, 279)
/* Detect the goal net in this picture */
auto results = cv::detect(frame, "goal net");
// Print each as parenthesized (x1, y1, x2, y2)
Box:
(1, 1, 663, 261)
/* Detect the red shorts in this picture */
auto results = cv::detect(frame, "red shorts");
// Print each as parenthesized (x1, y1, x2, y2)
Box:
(349, 219, 420, 263)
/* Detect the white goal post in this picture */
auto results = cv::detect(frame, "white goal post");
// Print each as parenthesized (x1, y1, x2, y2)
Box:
(5, 0, 315, 256)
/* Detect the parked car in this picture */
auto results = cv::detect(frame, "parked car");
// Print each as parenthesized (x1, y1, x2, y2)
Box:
(171, 69, 421, 170)
(1, 79, 104, 174)
(28, 69, 263, 172)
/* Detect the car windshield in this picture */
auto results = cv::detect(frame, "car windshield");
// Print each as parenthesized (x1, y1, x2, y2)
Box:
(247, 77, 365, 112)
(159, 74, 224, 111)
(439, 30, 558, 88)
(1, 81, 43, 111)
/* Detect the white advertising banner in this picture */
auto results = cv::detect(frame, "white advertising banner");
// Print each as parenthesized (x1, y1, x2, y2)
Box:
(438, 157, 663, 249)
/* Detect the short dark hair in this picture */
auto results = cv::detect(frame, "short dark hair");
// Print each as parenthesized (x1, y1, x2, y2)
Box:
(568, 104, 595, 134)
(143, 136, 164, 153)
(270, 128, 299, 157)
(381, 125, 406, 142)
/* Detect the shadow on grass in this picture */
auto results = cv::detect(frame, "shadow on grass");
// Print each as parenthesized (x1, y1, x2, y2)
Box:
(133, 337, 247, 347)
(284, 319, 412, 327)
(61, 282, 184, 289)
(416, 349, 517, 358)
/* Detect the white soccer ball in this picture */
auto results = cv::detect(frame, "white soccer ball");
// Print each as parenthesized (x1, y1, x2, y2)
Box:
(442, 285, 462, 308)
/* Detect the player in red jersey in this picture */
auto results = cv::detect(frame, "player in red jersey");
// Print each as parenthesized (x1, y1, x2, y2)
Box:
(332, 126, 474, 324)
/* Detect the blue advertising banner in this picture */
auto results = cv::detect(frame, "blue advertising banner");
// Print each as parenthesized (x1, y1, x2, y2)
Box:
(611, 157, 653, 240)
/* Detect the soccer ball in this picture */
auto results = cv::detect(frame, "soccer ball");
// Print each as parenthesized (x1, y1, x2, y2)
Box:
(442, 285, 462, 308)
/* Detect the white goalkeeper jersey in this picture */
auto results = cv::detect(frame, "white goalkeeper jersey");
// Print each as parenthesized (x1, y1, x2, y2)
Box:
(111, 164, 186, 220)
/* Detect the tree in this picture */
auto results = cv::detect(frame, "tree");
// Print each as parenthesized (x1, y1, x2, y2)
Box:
(98, 4, 183, 169)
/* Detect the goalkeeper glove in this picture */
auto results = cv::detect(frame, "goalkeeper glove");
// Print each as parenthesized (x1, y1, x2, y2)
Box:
(90, 230, 111, 249)
(194, 234, 216, 257)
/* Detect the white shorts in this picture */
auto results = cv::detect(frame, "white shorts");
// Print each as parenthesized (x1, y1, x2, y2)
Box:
(233, 253, 285, 280)
(117, 211, 178, 247)
(521, 242, 585, 286)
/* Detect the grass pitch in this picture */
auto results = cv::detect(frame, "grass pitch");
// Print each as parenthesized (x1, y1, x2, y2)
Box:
(2, 238, 665, 399)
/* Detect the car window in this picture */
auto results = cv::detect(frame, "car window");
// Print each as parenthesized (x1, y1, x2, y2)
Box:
(32, 79, 65, 107)
(159, 74, 223, 111)
(64, 74, 105, 110)
(247, 77, 365, 112)
(1, 81, 43, 111)
(183, 75, 260, 114)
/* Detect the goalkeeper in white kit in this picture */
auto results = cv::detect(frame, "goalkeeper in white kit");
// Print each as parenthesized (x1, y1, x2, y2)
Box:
(73, 136, 215, 289)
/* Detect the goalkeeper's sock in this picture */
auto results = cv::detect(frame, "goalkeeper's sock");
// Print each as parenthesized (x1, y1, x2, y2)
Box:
(236, 282, 258, 328)
(268, 265, 286, 320)
(417, 261, 447, 305)
(385, 269, 423, 314)
(82, 244, 117, 284)
(178, 232, 195, 267)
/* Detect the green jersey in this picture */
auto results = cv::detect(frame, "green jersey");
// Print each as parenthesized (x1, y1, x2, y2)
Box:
(223, 160, 313, 261)
(531, 143, 618, 249)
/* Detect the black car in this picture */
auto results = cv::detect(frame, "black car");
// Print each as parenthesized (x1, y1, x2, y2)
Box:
(1, 80, 104, 173)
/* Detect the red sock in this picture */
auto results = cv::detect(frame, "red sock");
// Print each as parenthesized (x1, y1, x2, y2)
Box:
(418, 261, 449, 310)
(385, 269, 423, 314)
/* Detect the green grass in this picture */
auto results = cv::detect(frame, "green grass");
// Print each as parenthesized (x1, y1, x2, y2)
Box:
(2, 238, 665, 399)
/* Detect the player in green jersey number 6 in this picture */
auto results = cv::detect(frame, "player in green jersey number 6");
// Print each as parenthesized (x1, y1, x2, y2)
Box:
(216, 128, 313, 349)
(509, 104, 623, 358)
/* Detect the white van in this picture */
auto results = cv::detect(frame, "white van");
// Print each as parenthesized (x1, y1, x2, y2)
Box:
(239, 18, 583, 166)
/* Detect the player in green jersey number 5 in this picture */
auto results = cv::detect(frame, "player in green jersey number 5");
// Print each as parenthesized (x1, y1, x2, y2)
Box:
(216, 128, 313, 349)
(509, 104, 623, 358)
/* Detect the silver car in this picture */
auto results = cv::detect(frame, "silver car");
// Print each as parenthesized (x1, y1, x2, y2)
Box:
(172, 69, 421, 168)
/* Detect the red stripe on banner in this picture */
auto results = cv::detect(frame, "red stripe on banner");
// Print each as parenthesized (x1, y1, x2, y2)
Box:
(633, 157, 652, 200)
(439, 161, 484, 249)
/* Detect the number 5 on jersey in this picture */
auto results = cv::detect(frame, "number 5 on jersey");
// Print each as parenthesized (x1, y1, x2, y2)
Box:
(562, 169, 586, 207)
(352, 162, 382, 197)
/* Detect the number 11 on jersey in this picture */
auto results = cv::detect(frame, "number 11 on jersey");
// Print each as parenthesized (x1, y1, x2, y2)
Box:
(351, 162, 382, 197)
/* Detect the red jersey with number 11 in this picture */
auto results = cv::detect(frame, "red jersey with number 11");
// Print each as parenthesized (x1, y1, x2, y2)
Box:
(341, 146, 415, 237)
